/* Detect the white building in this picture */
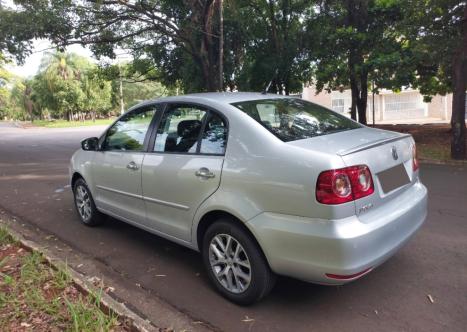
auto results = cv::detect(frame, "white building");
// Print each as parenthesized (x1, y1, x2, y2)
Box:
(302, 86, 466, 124)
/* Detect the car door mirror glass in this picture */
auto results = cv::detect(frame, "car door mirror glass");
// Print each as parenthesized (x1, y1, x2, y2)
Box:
(81, 137, 99, 151)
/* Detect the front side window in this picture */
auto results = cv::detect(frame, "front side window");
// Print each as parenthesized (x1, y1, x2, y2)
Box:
(104, 105, 157, 151)
(232, 98, 361, 142)
(154, 105, 206, 153)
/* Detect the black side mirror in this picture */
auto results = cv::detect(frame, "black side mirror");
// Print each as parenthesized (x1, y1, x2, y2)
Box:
(81, 137, 99, 151)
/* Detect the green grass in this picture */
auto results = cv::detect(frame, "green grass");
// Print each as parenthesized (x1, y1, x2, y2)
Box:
(32, 118, 114, 128)
(0, 228, 120, 331)
(417, 144, 451, 161)
(0, 226, 14, 245)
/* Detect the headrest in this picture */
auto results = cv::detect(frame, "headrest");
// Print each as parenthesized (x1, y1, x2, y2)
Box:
(177, 120, 202, 138)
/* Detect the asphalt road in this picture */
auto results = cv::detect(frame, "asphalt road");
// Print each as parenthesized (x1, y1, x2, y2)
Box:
(0, 121, 466, 331)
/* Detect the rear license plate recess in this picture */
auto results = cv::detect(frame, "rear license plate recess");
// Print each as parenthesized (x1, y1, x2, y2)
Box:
(377, 163, 410, 193)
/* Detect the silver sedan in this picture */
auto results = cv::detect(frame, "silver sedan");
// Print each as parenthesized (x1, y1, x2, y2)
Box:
(70, 92, 428, 304)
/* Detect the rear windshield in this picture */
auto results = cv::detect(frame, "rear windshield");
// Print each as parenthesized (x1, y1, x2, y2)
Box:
(231, 98, 361, 142)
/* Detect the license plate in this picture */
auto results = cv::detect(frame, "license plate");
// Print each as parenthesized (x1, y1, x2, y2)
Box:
(378, 164, 410, 193)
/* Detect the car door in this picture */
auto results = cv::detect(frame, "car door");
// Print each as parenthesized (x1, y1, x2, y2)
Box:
(91, 104, 160, 224)
(141, 103, 228, 242)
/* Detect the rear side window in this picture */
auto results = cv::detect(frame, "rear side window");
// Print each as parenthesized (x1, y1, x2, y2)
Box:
(231, 98, 361, 142)
(200, 112, 227, 155)
(154, 105, 207, 153)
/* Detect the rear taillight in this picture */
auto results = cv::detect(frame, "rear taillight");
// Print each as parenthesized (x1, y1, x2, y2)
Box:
(316, 165, 374, 205)
(412, 144, 419, 171)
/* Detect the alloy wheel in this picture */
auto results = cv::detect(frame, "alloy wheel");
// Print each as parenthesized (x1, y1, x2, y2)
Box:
(209, 234, 252, 294)
(75, 185, 92, 221)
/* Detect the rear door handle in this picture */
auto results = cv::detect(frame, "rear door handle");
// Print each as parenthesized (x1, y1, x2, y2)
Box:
(126, 161, 139, 171)
(195, 167, 215, 179)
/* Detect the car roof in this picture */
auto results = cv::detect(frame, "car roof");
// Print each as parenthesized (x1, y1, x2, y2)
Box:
(182, 92, 290, 104)
(143, 92, 291, 104)
(129, 92, 295, 111)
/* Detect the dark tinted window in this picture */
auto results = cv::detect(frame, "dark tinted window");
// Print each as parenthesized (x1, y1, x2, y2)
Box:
(231, 98, 361, 142)
(154, 105, 206, 153)
(104, 106, 157, 151)
(200, 112, 227, 155)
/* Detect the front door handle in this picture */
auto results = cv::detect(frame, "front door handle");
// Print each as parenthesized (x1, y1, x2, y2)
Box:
(126, 161, 139, 171)
(195, 167, 215, 179)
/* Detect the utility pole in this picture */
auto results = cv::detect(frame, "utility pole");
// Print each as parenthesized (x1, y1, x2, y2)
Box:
(372, 80, 375, 126)
(218, 0, 224, 91)
(118, 62, 124, 115)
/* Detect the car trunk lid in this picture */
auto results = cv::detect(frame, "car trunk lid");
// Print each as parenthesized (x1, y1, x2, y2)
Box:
(288, 127, 417, 221)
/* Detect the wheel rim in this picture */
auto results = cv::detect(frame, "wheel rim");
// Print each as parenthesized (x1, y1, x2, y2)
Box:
(75, 185, 92, 221)
(209, 234, 251, 294)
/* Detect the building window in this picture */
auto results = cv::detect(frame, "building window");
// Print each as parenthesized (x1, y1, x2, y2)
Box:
(331, 99, 345, 113)
(384, 92, 425, 119)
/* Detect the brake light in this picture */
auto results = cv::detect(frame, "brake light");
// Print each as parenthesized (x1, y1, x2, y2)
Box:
(412, 144, 419, 171)
(316, 165, 374, 205)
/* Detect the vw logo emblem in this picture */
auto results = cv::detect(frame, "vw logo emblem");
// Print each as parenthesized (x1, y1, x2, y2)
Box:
(391, 146, 398, 160)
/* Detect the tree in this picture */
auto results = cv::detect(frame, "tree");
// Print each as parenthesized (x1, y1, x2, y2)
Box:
(82, 70, 112, 121)
(0, 53, 11, 117)
(309, 0, 408, 124)
(1, 0, 227, 92)
(36, 52, 87, 120)
(402, 1, 466, 159)
(225, 0, 309, 94)
(0, 1, 74, 63)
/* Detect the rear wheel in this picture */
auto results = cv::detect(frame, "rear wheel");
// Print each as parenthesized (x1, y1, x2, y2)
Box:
(202, 219, 276, 305)
(73, 178, 103, 226)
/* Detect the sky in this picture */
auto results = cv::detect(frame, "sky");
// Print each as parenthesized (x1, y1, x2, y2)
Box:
(6, 39, 95, 78)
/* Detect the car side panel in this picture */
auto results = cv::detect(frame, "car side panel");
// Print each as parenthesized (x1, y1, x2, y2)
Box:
(141, 154, 224, 242)
(190, 104, 351, 248)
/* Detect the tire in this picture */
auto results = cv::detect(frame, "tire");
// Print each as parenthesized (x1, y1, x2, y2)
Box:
(73, 178, 104, 226)
(202, 219, 276, 305)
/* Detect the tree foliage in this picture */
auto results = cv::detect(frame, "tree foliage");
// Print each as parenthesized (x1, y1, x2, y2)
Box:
(400, 0, 467, 159)
(1, 0, 466, 158)
(309, 0, 410, 124)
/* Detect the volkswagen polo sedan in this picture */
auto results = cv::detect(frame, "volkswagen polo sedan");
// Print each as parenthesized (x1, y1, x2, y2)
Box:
(70, 92, 428, 304)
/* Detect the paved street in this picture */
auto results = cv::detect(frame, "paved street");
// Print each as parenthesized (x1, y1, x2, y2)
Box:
(0, 121, 466, 331)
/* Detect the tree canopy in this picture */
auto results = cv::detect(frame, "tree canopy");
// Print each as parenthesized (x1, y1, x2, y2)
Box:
(0, 0, 465, 158)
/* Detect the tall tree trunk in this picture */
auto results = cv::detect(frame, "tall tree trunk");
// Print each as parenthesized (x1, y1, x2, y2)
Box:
(196, 0, 218, 91)
(346, 0, 368, 124)
(450, 5, 467, 160)
(218, 0, 224, 91)
(350, 81, 358, 121)
(357, 69, 368, 125)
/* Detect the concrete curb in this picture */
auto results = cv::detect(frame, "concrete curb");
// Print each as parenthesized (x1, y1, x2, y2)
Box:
(1, 223, 159, 332)
(420, 158, 467, 166)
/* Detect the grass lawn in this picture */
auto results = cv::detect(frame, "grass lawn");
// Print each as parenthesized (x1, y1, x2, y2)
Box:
(376, 124, 456, 161)
(0, 227, 126, 331)
(32, 118, 114, 128)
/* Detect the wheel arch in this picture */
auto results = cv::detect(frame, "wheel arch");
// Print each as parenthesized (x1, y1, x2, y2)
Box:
(71, 172, 84, 188)
(195, 210, 270, 267)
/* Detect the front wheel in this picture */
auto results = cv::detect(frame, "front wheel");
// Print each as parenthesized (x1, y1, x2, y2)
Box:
(202, 219, 276, 305)
(73, 178, 103, 226)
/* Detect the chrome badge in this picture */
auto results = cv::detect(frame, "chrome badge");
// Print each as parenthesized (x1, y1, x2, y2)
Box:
(391, 146, 398, 160)
(358, 203, 374, 214)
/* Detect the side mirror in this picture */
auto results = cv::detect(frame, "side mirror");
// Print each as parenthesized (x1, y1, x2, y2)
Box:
(81, 137, 99, 151)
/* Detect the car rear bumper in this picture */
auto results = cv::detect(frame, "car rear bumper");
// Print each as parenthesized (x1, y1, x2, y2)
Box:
(247, 181, 428, 284)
